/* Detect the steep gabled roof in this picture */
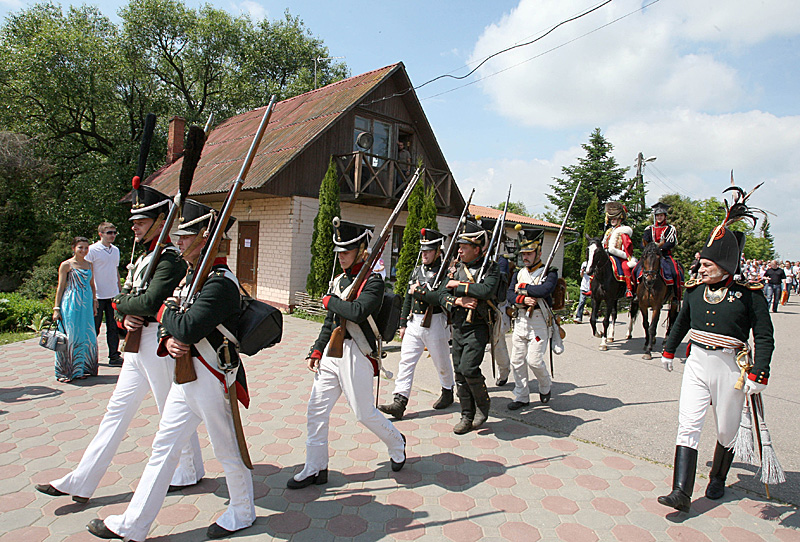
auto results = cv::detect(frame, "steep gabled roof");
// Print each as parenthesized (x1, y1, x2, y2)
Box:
(146, 64, 401, 196)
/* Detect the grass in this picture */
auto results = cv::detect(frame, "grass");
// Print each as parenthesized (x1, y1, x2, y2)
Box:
(0, 330, 36, 346)
(291, 309, 327, 324)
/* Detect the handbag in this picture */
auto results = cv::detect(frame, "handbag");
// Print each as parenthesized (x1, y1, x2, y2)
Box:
(39, 320, 68, 352)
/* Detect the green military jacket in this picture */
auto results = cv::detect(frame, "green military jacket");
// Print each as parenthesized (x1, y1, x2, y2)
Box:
(114, 245, 187, 322)
(663, 278, 774, 383)
(158, 263, 242, 353)
(400, 259, 444, 327)
(421, 257, 500, 329)
(311, 266, 384, 357)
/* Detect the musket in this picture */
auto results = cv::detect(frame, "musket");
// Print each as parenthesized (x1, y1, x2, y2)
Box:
(466, 185, 511, 324)
(175, 96, 277, 387)
(327, 167, 424, 358)
(122, 125, 206, 354)
(421, 188, 475, 328)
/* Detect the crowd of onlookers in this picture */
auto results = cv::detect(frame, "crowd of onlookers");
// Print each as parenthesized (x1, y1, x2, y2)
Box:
(740, 258, 799, 313)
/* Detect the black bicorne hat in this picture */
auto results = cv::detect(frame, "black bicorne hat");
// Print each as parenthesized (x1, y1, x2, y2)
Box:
(651, 201, 670, 215)
(332, 217, 373, 252)
(175, 199, 236, 236)
(420, 228, 446, 250)
(456, 219, 488, 247)
(130, 185, 171, 221)
(700, 227, 744, 276)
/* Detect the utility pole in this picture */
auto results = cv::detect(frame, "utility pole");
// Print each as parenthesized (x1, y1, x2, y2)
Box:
(633, 152, 656, 214)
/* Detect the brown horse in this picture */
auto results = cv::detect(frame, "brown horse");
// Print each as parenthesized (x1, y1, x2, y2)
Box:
(629, 242, 679, 359)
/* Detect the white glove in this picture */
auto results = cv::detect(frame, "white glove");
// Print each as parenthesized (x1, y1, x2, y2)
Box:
(662, 358, 673, 372)
(743, 379, 767, 396)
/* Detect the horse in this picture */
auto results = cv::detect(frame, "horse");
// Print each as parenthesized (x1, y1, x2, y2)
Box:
(628, 243, 680, 359)
(586, 237, 630, 350)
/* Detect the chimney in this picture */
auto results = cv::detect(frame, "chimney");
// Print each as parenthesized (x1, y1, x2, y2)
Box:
(166, 116, 185, 166)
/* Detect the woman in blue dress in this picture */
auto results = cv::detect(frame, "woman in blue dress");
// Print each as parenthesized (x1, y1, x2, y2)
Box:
(53, 237, 99, 382)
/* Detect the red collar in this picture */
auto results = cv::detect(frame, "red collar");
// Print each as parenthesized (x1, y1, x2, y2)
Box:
(346, 261, 366, 276)
(148, 236, 170, 252)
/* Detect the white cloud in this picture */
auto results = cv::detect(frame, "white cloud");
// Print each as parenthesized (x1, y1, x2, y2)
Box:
(229, 0, 267, 22)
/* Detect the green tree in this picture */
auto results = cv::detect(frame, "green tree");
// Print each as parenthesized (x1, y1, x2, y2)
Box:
(743, 221, 776, 261)
(546, 128, 630, 277)
(306, 157, 341, 297)
(580, 194, 601, 263)
(491, 200, 529, 216)
(394, 178, 439, 296)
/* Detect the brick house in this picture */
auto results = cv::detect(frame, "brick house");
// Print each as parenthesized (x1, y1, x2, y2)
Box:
(145, 63, 568, 309)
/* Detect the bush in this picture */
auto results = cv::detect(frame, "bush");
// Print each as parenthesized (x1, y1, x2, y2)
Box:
(18, 264, 58, 300)
(0, 292, 52, 331)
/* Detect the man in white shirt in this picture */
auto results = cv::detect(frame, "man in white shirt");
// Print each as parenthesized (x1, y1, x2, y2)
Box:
(87, 222, 122, 366)
(573, 260, 592, 323)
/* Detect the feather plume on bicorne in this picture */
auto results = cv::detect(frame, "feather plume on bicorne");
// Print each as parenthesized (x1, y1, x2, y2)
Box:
(721, 172, 766, 228)
(177, 125, 206, 213)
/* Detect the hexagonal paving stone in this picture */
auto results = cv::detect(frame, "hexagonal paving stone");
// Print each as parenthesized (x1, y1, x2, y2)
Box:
(612, 524, 656, 542)
(268, 510, 311, 534)
(720, 526, 768, 542)
(157, 503, 199, 525)
(667, 526, 713, 542)
(387, 490, 424, 509)
(386, 517, 426, 540)
(326, 513, 367, 537)
(591, 497, 630, 516)
(541, 496, 579, 515)
(440, 493, 476, 512)
(442, 518, 483, 542)
(490, 494, 527, 513)
(556, 523, 599, 542)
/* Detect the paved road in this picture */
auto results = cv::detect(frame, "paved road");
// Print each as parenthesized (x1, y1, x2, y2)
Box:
(0, 301, 798, 541)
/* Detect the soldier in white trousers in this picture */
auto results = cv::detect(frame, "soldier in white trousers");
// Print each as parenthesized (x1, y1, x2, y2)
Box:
(379, 228, 455, 419)
(36, 186, 203, 505)
(492, 253, 514, 386)
(659, 202, 773, 514)
(87, 200, 255, 540)
(506, 230, 558, 410)
(289, 220, 406, 489)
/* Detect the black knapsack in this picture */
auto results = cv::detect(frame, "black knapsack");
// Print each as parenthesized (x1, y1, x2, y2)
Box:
(237, 293, 283, 356)
(374, 290, 402, 342)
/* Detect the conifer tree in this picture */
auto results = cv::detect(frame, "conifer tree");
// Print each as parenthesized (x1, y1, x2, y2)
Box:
(581, 194, 601, 262)
(306, 157, 341, 297)
(394, 175, 438, 295)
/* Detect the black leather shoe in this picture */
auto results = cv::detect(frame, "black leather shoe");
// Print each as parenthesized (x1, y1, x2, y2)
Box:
(507, 401, 529, 411)
(108, 356, 123, 367)
(168, 478, 203, 493)
(86, 519, 123, 540)
(286, 469, 328, 489)
(540, 391, 552, 404)
(35, 483, 89, 503)
(207, 521, 252, 539)
(495, 377, 508, 387)
(391, 435, 407, 472)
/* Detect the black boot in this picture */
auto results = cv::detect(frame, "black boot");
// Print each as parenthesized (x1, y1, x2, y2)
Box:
(705, 441, 735, 500)
(378, 394, 408, 420)
(432, 387, 454, 410)
(453, 378, 474, 435)
(466, 376, 491, 430)
(658, 445, 697, 513)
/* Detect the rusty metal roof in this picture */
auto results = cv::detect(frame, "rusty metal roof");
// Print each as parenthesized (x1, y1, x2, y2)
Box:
(146, 64, 400, 196)
(470, 204, 575, 231)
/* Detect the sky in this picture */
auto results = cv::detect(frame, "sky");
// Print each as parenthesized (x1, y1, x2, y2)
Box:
(3, 0, 800, 259)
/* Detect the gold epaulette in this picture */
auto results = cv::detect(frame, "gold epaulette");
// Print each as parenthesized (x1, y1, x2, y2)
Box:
(684, 277, 701, 289)
(737, 278, 765, 291)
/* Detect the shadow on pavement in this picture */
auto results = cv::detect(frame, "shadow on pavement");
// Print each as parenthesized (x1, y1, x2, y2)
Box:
(0, 385, 62, 403)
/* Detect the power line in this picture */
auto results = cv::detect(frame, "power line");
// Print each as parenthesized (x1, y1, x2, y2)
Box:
(360, 0, 620, 108)
(645, 163, 700, 199)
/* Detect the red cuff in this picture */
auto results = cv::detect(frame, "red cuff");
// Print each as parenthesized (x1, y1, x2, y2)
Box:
(116, 319, 126, 330)
(748, 372, 768, 384)
(322, 295, 332, 309)
(662, 351, 675, 360)
(156, 336, 170, 357)
(310, 349, 322, 360)
(516, 295, 526, 304)
(156, 304, 167, 323)
(518, 283, 529, 289)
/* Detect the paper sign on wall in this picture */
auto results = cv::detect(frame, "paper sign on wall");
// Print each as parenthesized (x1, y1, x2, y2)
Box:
(244, 239, 251, 248)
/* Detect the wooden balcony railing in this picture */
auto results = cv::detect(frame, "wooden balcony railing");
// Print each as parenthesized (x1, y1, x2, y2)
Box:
(333, 151, 453, 208)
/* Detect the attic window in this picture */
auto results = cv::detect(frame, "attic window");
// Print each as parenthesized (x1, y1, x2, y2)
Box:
(354, 116, 391, 166)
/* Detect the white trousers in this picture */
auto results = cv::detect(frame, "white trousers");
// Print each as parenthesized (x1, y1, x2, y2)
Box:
(510, 309, 552, 403)
(52, 325, 203, 498)
(493, 303, 512, 379)
(105, 359, 255, 541)
(295, 340, 405, 481)
(676, 345, 745, 450)
(393, 313, 455, 397)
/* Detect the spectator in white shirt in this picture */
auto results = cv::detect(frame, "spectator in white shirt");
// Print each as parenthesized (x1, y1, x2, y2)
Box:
(86, 222, 122, 366)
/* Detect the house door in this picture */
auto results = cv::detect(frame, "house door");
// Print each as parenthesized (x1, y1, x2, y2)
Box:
(237, 221, 259, 297)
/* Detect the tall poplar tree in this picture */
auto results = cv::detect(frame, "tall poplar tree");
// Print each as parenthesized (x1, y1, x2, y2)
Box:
(581, 194, 601, 262)
(306, 157, 341, 297)
(394, 177, 438, 295)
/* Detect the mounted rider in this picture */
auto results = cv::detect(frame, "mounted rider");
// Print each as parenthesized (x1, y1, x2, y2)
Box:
(602, 201, 636, 298)
(640, 201, 685, 301)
